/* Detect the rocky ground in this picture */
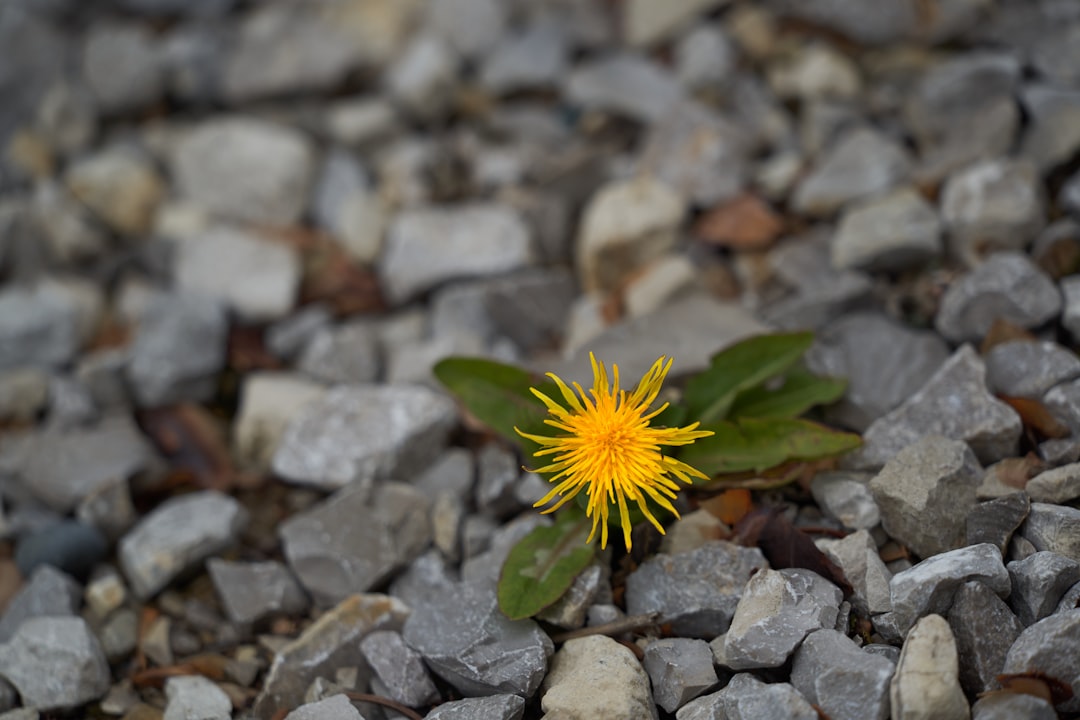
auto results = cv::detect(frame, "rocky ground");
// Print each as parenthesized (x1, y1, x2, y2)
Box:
(2, 0, 1080, 718)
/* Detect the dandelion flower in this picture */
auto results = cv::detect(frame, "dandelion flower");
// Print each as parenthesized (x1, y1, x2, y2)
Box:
(516, 353, 714, 551)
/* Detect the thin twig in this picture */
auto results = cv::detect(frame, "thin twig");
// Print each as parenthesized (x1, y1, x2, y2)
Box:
(345, 691, 425, 720)
(550, 612, 662, 644)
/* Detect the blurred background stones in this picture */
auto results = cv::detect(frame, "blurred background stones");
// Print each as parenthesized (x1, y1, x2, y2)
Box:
(3, 0, 1080, 717)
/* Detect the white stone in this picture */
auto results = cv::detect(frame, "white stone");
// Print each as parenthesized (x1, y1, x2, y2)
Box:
(890, 615, 969, 720)
(541, 635, 659, 720)
(234, 373, 326, 472)
(625, 255, 700, 318)
(164, 675, 231, 720)
(624, 0, 732, 47)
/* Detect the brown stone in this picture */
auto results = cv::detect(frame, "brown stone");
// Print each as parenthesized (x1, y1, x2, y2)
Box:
(695, 193, 784, 250)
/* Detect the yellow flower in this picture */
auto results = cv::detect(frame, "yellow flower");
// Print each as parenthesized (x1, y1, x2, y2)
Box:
(516, 353, 714, 551)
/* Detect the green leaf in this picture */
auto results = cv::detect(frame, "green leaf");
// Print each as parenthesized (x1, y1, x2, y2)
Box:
(683, 332, 815, 424)
(678, 417, 862, 477)
(728, 367, 847, 420)
(497, 507, 596, 620)
(433, 357, 554, 456)
(651, 400, 689, 428)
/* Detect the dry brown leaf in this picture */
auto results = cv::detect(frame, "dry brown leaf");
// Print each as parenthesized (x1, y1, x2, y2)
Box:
(694, 193, 784, 251)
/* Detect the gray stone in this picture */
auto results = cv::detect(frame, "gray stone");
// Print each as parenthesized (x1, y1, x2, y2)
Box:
(1063, 276, 1080, 341)
(790, 629, 894, 720)
(482, 268, 576, 354)
(947, 581, 1024, 696)
(875, 543, 1009, 641)
(541, 635, 656, 720)
(1003, 609, 1080, 713)
(297, 322, 380, 385)
(986, 340, 1080, 399)
(890, 615, 969, 720)
(0, 283, 80, 373)
(806, 313, 950, 432)
(536, 563, 608, 630)
(389, 550, 457, 612)
(119, 490, 248, 599)
(172, 117, 315, 226)
(233, 373, 326, 472)
(816, 529, 893, 616)
(461, 514, 549, 583)
(678, 673, 816, 720)
(427, 0, 504, 58)
(425, 694, 524, 720)
(1021, 503, 1080, 564)
(0, 616, 109, 711)
(972, 693, 1057, 720)
(941, 160, 1046, 263)
(82, 22, 164, 113)
(285, 694, 364, 720)
(266, 305, 334, 362)
(272, 384, 456, 491)
(810, 471, 880, 529)
(223, 3, 359, 103)
(1020, 84, 1080, 172)
(281, 483, 430, 607)
(643, 638, 718, 713)
(625, 541, 768, 639)
(254, 594, 408, 719)
(385, 34, 459, 118)
(846, 345, 1021, 469)
(564, 52, 683, 124)
(379, 204, 533, 304)
(0, 4, 67, 150)
(0, 368, 48, 423)
(115, 0, 231, 15)
(937, 253, 1060, 343)
(1026, 464, 1080, 504)
(15, 520, 107, 581)
(792, 127, 911, 217)
(0, 565, 79, 642)
(724, 568, 842, 670)
(163, 675, 231, 720)
(475, 443, 522, 518)
(640, 101, 748, 206)
(14, 414, 150, 513)
(360, 630, 438, 707)
(403, 578, 552, 697)
(174, 225, 300, 323)
(481, 20, 566, 93)
(207, 559, 308, 625)
(870, 435, 982, 559)
(415, 448, 475, 500)
(126, 292, 228, 407)
(1058, 580, 1080, 613)
(966, 493, 1031, 555)
(1008, 551, 1080, 626)
(832, 187, 942, 271)
(675, 24, 736, 90)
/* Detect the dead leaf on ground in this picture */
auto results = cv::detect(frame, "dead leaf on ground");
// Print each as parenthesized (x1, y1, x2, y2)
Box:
(700, 488, 753, 525)
(138, 405, 257, 493)
(131, 653, 231, 688)
(994, 671, 1074, 706)
(694, 193, 784, 251)
(987, 453, 1047, 491)
(999, 396, 1071, 441)
(979, 319, 1036, 353)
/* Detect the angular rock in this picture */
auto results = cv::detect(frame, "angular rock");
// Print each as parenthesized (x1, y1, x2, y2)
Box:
(675, 24, 736, 90)
(64, 145, 164, 237)
(643, 638, 718, 713)
(272, 384, 456, 491)
(163, 675, 231, 720)
(254, 594, 409, 718)
(1021, 503, 1080, 563)
(792, 127, 910, 217)
(936, 253, 1061, 343)
(870, 435, 982, 558)
(284, 694, 363, 720)
(791, 629, 894, 720)
(82, 21, 164, 113)
(625, 541, 768, 638)
(281, 483, 430, 606)
(1008, 551, 1080, 626)
(119, 490, 248, 599)
(207, 559, 308, 625)
(1026, 463, 1080, 504)
(0, 616, 109, 711)
(832, 187, 942, 271)
(678, 673, 816, 720)
(891, 615, 969, 720)
(14, 414, 151, 513)
(379, 203, 533, 304)
(846, 345, 1021, 469)
(1020, 84, 1080, 172)
(475, 443, 522, 518)
(360, 630, 438, 707)
(536, 563, 607, 630)
(541, 635, 656, 720)
(402, 578, 552, 697)
(481, 20, 566, 93)
(174, 225, 300, 323)
(564, 52, 683, 124)
(233, 373, 325, 472)
(126, 292, 228, 407)
(972, 693, 1057, 720)
(810, 471, 880, 529)
(0, 565, 79, 642)
(479, 268, 576, 354)
(724, 568, 842, 670)
(0, 283, 80, 374)
(172, 117, 315, 225)
(297, 321, 380, 385)
(425, 695, 524, 720)
(1003, 609, 1080, 713)
(875, 543, 1010, 641)
(805, 312, 950, 432)
(985, 340, 1080, 399)
(14, 520, 107, 581)
(385, 34, 459, 118)
(816, 529, 893, 616)
(947, 581, 1024, 696)
(966, 493, 1031, 555)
